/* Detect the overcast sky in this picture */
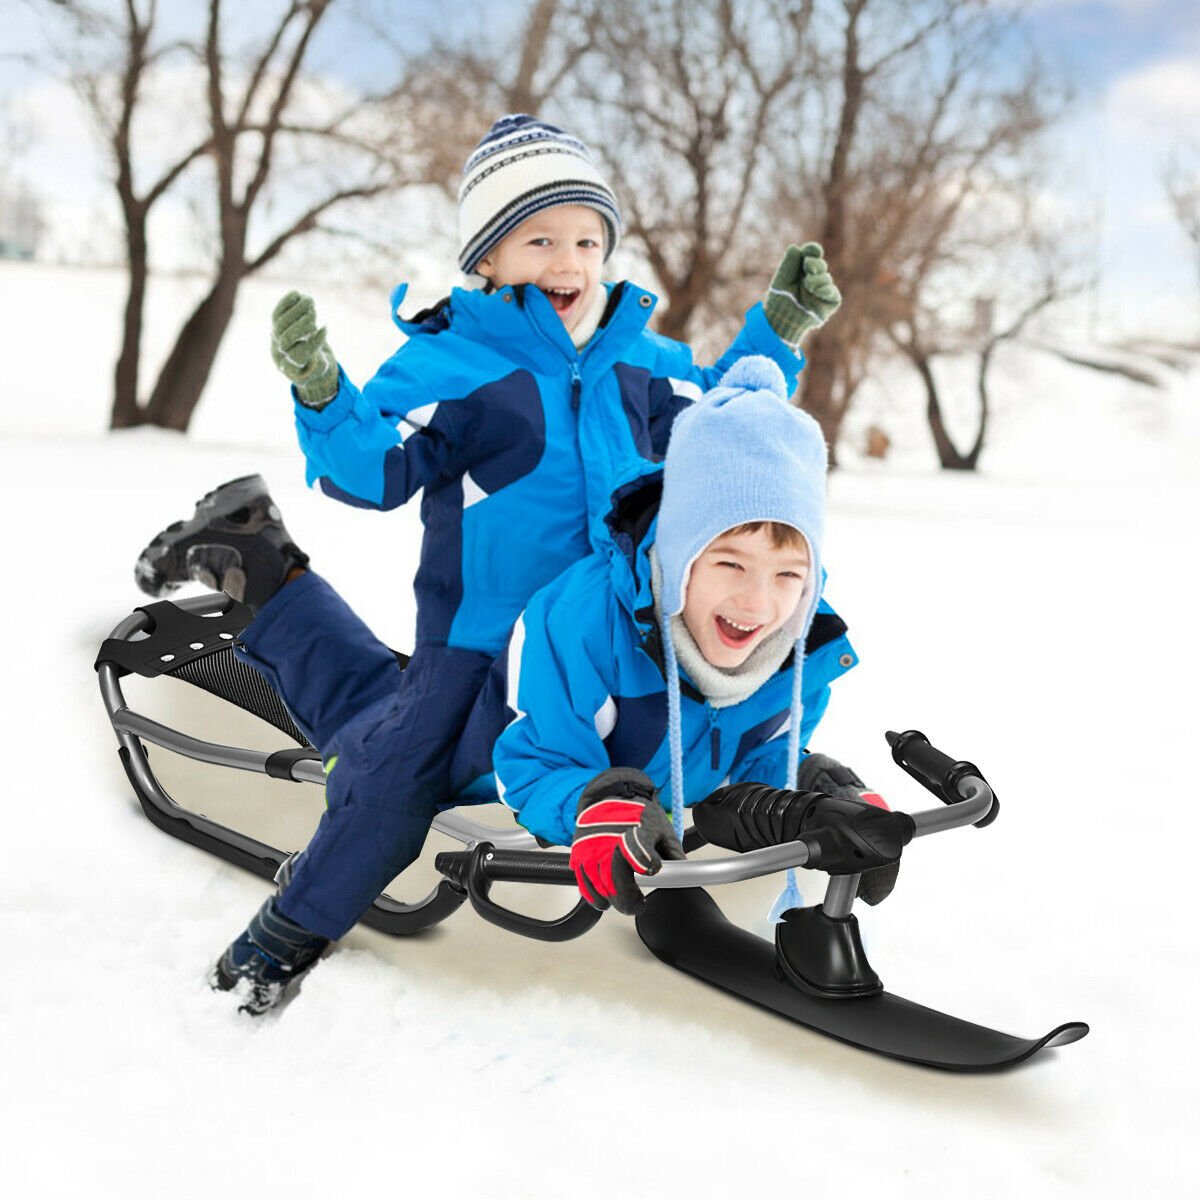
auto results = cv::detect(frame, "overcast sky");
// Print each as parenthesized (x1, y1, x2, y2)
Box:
(3, 0, 1198, 339)
(1020, 0, 1200, 336)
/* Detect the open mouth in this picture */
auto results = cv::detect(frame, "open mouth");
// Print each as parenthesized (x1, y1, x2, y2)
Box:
(715, 615, 762, 648)
(542, 286, 581, 317)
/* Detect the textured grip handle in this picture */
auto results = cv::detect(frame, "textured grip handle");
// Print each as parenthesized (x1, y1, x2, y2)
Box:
(434, 847, 575, 887)
(478, 848, 576, 885)
(886, 730, 956, 795)
(885, 729, 998, 826)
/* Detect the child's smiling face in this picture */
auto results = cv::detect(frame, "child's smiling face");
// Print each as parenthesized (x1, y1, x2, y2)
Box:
(681, 525, 811, 669)
(476, 205, 606, 333)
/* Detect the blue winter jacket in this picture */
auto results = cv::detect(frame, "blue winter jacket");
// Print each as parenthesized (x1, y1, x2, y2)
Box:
(292, 281, 804, 654)
(493, 472, 860, 847)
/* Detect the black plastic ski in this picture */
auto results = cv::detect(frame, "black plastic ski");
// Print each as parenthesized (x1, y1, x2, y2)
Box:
(635, 887, 1088, 1072)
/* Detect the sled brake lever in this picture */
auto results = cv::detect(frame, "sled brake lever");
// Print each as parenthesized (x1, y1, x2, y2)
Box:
(886, 729, 999, 827)
(433, 843, 602, 941)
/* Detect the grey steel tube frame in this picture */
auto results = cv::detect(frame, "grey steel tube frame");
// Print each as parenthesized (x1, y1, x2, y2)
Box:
(100, 594, 995, 902)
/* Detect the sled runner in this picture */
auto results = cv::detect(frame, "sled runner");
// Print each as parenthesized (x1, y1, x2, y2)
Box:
(96, 591, 1088, 1070)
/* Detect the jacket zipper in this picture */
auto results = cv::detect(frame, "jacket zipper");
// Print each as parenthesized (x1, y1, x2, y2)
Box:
(708, 706, 720, 770)
(569, 361, 582, 410)
(526, 285, 635, 412)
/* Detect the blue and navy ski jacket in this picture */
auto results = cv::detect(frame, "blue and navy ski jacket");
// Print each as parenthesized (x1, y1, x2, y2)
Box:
(292, 281, 804, 654)
(493, 472, 860, 847)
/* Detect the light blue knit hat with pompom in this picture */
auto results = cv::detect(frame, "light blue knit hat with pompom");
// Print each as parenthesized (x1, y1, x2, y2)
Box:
(656, 354, 828, 628)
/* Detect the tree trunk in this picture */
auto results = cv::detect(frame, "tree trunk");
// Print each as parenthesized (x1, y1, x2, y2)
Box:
(910, 348, 977, 470)
(968, 346, 995, 470)
(507, 0, 559, 112)
(800, 1, 866, 463)
(656, 287, 704, 341)
(141, 269, 243, 432)
(110, 216, 149, 429)
(798, 330, 847, 464)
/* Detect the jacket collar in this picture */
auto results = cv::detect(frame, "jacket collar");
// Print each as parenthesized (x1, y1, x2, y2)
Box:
(597, 468, 708, 702)
(390, 280, 658, 371)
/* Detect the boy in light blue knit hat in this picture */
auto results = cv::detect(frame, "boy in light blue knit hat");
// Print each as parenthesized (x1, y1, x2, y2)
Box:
(495, 356, 894, 915)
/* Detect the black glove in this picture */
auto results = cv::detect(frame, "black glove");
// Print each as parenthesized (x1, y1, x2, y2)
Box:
(795, 793, 911, 871)
(694, 756, 909, 905)
(796, 753, 903, 904)
(569, 767, 686, 915)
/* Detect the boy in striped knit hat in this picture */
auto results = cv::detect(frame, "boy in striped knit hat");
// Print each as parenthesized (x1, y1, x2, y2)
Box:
(137, 115, 843, 1014)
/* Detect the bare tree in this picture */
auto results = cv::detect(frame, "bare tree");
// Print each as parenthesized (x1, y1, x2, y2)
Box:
(347, 0, 590, 202)
(46, 0, 423, 430)
(1163, 145, 1200, 336)
(544, 0, 815, 343)
(42, 0, 1067, 447)
(430, 0, 1071, 465)
(395, 0, 811, 349)
(504, 0, 1068, 463)
(888, 244, 1074, 470)
(775, 0, 1068, 460)
(876, 108, 1080, 468)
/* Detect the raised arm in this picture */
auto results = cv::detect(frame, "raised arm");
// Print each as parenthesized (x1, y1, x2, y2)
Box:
(644, 243, 844, 456)
(271, 291, 465, 510)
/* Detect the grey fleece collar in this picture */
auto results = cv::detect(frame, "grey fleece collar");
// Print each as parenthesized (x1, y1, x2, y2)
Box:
(570, 284, 610, 348)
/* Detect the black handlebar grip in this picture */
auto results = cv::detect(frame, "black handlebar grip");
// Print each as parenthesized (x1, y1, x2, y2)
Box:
(885, 729, 998, 825)
(479, 848, 577, 885)
(886, 730, 956, 794)
(434, 847, 576, 887)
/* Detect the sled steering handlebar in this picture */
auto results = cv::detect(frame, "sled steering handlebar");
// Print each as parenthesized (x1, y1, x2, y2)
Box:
(645, 771, 993, 888)
(432, 757, 994, 939)
(434, 770, 995, 895)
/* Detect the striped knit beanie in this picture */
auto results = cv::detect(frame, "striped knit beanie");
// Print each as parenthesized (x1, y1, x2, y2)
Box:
(457, 114, 622, 276)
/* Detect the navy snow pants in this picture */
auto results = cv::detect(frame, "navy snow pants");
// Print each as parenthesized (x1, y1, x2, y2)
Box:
(234, 571, 507, 940)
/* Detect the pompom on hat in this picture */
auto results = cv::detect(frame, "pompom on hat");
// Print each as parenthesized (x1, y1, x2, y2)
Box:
(457, 114, 622, 276)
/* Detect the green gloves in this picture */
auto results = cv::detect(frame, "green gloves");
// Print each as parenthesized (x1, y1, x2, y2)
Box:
(763, 242, 842, 349)
(271, 291, 339, 410)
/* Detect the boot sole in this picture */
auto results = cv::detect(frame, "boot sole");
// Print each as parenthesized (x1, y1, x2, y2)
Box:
(134, 475, 278, 597)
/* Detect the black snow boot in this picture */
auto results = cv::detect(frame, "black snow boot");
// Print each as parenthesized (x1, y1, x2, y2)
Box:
(209, 895, 330, 1016)
(134, 474, 309, 612)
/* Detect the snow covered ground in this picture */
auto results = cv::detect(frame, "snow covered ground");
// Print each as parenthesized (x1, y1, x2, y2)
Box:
(2, 260, 1198, 1197)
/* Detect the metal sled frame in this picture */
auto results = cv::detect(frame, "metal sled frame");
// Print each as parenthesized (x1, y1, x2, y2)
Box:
(97, 592, 1089, 1070)
(95, 591, 542, 936)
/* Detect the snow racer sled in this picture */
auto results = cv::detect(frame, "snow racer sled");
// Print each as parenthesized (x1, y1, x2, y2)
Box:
(96, 591, 1088, 1072)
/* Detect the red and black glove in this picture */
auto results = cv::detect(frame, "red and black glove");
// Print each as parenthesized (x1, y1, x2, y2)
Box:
(569, 767, 686, 915)
(796, 753, 898, 905)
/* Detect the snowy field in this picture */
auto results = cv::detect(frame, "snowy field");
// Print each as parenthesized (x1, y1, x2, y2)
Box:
(2, 260, 1198, 1197)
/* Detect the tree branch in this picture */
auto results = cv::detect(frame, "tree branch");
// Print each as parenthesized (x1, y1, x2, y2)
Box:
(240, 0, 332, 212)
(232, 0, 302, 131)
(244, 180, 395, 273)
